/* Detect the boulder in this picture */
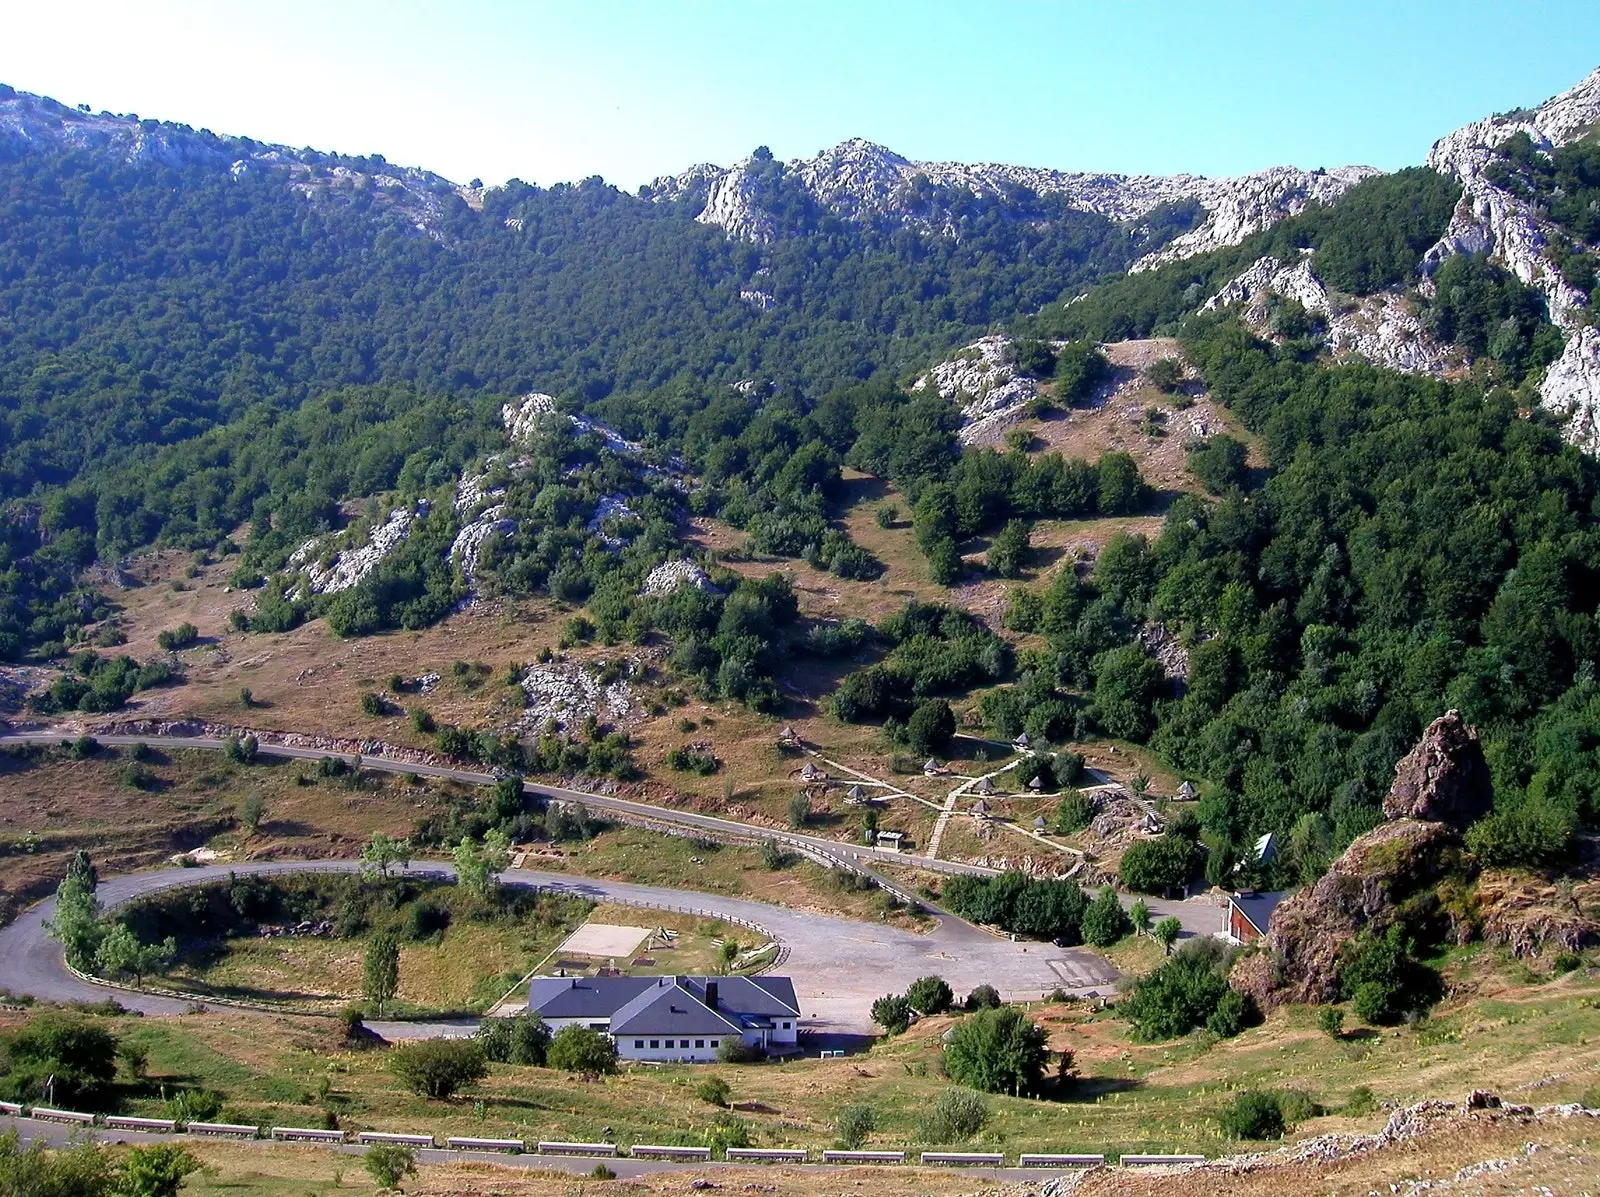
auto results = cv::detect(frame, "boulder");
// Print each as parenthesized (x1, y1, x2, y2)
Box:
(1231, 819, 1466, 1007)
(1381, 710, 1492, 827)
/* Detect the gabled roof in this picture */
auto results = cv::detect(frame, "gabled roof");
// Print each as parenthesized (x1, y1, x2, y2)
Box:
(527, 976, 658, 1020)
(611, 980, 743, 1037)
(527, 973, 801, 1027)
(1230, 890, 1287, 936)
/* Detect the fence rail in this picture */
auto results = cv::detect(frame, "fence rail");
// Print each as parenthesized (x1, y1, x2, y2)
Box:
(3, 1103, 1208, 1172)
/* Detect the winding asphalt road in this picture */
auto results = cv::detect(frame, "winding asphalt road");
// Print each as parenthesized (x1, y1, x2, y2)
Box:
(0, 859, 1119, 1036)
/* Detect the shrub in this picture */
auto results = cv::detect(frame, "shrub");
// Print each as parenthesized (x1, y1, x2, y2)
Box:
(1079, 886, 1133, 947)
(1338, 927, 1441, 1025)
(1205, 988, 1256, 1037)
(156, 622, 199, 652)
(1466, 801, 1576, 867)
(476, 1014, 550, 1066)
(388, 1039, 488, 1099)
(943, 1006, 1050, 1095)
(1343, 1085, 1378, 1116)
(410, 708, 436, 734)
(221, 734, 257, 764)
(870, 994, 913, 1035)
(1121, 939, 1237, 1041)
(1317, 1007, 1345, 1039)
(905, 975, 954, 1015)
(1117, 834, 1199, 894)
(547, 1025, 618, 1077)
(787, 792, 811, 828)
(117, 1143, 199, 1197)
(1152, 915, 1182, 954)
(906, 698, 955, 757)
(364, 1142, 417, 1191)
(696, 1075, 732, 1107)
(1187, 434, 1250, 494)
(0, 1014, 120, 1106)
(965, 984, 1002, 1010)
(919, 1087, 989, 1142)
(1218, 1090, 1285, 1140)
(834, 1103, 877, 1149)
(360, 691, 387, 717)
(1054, 791, 1094, 833)
(715, 1039, 764, 1064)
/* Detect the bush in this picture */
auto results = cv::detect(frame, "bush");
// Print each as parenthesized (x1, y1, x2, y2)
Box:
(1205, 988, 1256, 1037)
(715, 1038, 764, 1064)
(387, 1039, 488, 1099)
(943, 1006, 1050, 1095)
(905, 699, 955, 757)
(1343, 1085, 1378, 1116)
(364, 1142, 417, 1191)
(871, 994, 913, 1035)
(0, 1014, 120, 1106)
(919, 1086, 989, 1142)
(1317, 1007, 1345, 1039)
(787, 792, 811, 828)
(1338, 927, 1441, 1025)
(695, 1075, 731, 1107)
(476, 1014, 550, 1066)
(1121, 939, 1237, 1041)
(834, 1104, 877, 1149)
(360, 691, 387, 717)
(1218, 1090, 1286, 1140)
(905, 975, 954, 1015)
(156, 622, 199, 652)
(118, 1143, 199, 1197)
(1079, 886, 1133, 947)
(221, 734, 257, 765)
(1186, 434, 1250, 494)
(1054, 791, 1094, 833)
(1466, 801, 1576, 868)
(965, 984, 1002, 1010)
(1117, 834, 1199, 894)
(546, 1025, 618, 1077)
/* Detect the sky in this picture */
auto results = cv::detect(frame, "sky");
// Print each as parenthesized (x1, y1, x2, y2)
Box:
(3, 1, 1598, 190)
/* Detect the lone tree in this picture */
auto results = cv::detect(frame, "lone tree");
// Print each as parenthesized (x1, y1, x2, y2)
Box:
(905, 975, 954, 1016)
(94, 924, 176, 988)
(388, 1040, 488, 1100)
(546, 1025, 618, 1079)
(943, 1006, 1050, 1096)
(906, 699, 956, 758)
(361, 831, 412, 881)
(870, 994, 913, 1035)
(1153, 915, 1183, 955)
(364, 932, 401, 1015)
(364, 1142, 418, 1192)
(118, 1143, 200, 1197)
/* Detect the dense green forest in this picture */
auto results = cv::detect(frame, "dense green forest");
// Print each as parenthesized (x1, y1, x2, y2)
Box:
(0, 108, 1207, 658)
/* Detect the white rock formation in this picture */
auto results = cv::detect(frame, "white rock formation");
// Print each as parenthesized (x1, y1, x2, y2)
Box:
(917, 334, 1038, 420)
(640, 559, 717, 597)
(518, 660, 636, 735)
(0, 87, 471, 235)
(1540, 326, 1600, 455)
(651, 137, 1376, 266)
(289, 503, 423, 595)
(502, 392, 646, 457)
(449, 508, 518, 601)
(587, 494, 638, 548)
(1205, 254, 1452, 376)
(1420, 67, 1600, 449)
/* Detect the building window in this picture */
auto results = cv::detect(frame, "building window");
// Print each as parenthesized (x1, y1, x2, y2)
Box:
(695, 1039, 705, 1048)
(781, 1022, 790, 1029)
(650, 1040, 659, 1048)
(634, 1040, 644, 1048)
(710, 1039, 719, 1047)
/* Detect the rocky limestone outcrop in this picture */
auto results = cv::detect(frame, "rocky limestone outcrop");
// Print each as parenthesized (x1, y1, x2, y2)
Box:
(1421, 67, 1600, 450)
(0, 85, 469, 236)
(1230, 711, 1488, 1008)
(1382, 709, 1493, 826)
(287, 502, 426, 596)
(640, 559, 718, 597)
(651, 136, 1376, 266)
(1205, 253, 1453, 375)
(915, 334, 1040, 439)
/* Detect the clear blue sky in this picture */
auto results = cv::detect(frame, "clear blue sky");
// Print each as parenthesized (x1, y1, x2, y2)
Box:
(4, 1, 1597, 189)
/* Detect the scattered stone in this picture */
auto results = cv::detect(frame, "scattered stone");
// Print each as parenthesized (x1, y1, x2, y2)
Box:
(641, 560, 718, 597)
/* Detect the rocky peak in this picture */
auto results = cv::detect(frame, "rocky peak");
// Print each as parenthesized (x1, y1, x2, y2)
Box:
(0, 83, 472, 236)
(649, 136, 1376, 260)
(1382, 710, 1494, 826)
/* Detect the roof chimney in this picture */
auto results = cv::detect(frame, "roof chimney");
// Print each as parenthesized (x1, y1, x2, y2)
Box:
(705, 981, 719, 1009)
